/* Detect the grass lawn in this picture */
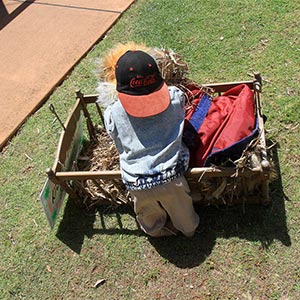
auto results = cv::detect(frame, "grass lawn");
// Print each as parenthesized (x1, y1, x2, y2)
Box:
(1, 0, 300, 299)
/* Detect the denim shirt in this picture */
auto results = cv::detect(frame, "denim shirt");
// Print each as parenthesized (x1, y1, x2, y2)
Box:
(104, 86, 189, 190)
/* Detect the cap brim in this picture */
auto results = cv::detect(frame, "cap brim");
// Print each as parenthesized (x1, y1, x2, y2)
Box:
(118, 82, 170, 117)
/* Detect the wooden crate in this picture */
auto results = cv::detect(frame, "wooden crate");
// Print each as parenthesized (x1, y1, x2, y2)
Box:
(46, 73, 272, 209)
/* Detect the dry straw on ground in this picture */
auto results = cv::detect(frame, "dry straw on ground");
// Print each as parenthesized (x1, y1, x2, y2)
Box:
(74, 128, 129, 209)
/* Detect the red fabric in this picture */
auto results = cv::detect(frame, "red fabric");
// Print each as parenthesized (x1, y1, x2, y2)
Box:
(186, 84, 255, 167)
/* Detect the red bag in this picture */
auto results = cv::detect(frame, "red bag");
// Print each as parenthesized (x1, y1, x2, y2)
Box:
(184, 84, 257, 167)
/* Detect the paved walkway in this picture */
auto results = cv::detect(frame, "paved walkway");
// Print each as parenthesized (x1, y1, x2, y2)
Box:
(0, 0, 134, 150)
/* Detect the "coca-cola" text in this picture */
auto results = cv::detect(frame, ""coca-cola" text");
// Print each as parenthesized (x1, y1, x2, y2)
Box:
(130, 74, 156, 88)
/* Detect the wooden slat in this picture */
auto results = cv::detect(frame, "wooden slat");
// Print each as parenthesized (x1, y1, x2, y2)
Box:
(52, 98, 82, 172)
(54, 167, 270, 181)
(203, 80, 254, 93)
(80, 80, 256, 105)
(185, 167, 268, 178)
(81, 94, 99, 104)
(55, 170, 122, 180)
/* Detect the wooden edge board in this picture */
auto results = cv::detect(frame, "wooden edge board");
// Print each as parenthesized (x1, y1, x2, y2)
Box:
(54, 167, 270, 181)
(80, 79, 256, 104)
(52, 98, 82, 172)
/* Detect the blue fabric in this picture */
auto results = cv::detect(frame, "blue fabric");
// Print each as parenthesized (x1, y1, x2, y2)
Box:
(182, 93, 211, 150)
(104, 86, 189, 190)
(189, 93, 212, 131)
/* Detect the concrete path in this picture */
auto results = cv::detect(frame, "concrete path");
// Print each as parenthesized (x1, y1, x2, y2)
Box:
(0, 0, 134, 150)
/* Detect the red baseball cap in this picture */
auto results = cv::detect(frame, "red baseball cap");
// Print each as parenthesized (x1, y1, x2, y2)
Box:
(115, 50, 170, 117)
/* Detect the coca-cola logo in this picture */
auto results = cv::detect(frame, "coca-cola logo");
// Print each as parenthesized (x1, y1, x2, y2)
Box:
(130, 74, 156, 88)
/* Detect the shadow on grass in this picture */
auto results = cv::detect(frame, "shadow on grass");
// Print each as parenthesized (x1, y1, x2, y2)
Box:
(55, 200, 96, 254)
(56, 142, 291, 267)
(56, 201, 140, 254)
(149, 142, 291, 268)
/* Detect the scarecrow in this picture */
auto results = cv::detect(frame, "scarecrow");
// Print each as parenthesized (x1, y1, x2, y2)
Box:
(75, 42, 275, 212)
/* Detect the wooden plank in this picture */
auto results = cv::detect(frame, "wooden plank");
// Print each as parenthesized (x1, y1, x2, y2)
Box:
(81, 94, 99, 104)
(55, 170, 122, 180)
(81, 80, 256, 105)
(203, 80, 254, 93)
(52, 99, 82, 172)
(54, 167, 270, 181)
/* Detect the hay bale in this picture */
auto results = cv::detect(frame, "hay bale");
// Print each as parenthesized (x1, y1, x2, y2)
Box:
(97, 42, 189, 85)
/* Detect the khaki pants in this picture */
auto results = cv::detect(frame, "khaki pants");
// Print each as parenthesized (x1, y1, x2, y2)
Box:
(130, 176, 199, 237)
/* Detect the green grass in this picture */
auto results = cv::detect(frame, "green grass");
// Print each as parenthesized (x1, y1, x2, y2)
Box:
(1, 0, 300, 299)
